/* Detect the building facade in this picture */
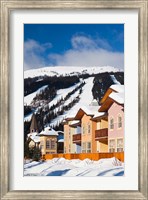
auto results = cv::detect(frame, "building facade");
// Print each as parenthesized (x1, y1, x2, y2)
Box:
(63, 84, 124, 154)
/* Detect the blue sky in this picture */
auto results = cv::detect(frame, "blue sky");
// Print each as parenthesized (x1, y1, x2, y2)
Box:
(24, 24, 124, 70)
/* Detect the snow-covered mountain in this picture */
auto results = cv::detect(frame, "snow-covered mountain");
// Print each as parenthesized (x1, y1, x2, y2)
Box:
(24, 66, 124, 136)
(24, 66, 121, 79)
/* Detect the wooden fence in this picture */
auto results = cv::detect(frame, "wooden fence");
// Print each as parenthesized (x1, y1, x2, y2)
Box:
(43, 152, 124, 162)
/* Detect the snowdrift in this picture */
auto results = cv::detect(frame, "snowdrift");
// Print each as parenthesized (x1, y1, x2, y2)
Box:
(24, 157, 124, 177)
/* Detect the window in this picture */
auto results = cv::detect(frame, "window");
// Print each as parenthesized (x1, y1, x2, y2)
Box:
(118, 115, 122, 128)
(110, 117, 114, 130)
(82, 124, 85, 134)
(87, 142, 91, 153)
(51, 140, 56, 150)
(109, 139, 115, 152)
(82, 142, 86, 153)
(88, 123, 91, 134)
(69, 128, 71, 135)
(117, 138, 124, 152)
(46, 140, 51, 149)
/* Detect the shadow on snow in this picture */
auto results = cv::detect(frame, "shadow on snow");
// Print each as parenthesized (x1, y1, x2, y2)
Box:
(97, 167, 123, 176)
(47, 169, 70, 176)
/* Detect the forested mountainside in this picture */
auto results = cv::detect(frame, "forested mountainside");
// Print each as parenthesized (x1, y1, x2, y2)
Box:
(24, 70, 124, 140)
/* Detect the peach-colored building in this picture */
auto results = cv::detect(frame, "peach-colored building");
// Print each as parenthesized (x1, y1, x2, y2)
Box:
(73, 104, 100, 153)
(69, 120, 81, 153)
(63, 117, 76, 153)
(91, 113, 108, 152)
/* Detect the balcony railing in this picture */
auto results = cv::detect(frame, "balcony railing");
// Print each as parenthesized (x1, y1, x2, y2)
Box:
(73, 133, 81, 144)
(95, 128, 108, 141)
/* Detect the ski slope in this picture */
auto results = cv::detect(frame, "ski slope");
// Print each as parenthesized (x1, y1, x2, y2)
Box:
(24, 85, 48, 105)
(50, 77, 95, 127)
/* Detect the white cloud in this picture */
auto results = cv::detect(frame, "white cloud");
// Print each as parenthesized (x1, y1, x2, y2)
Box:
(24, 35, 124, 70)
(71, 35, 97, 49)
(24, 39, 52, 70)
(48, 35, 124, 69)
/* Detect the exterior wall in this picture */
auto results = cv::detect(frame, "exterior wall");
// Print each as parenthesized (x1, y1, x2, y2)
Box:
(108, 102, 124, 152)
(91, 120, 97, 153)
(96, 140, 108, 153)
(95, 119, 108, 153)
(64, 121, 75, 153)
(40, 135, 57, 155)
(70, 125, 76, 153)
(100, 119, 108, 129)
(81, 114, 97, 153)
(64, 123, 70, 153)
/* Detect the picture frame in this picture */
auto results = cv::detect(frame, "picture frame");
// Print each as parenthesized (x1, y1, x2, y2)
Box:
(0, 0, 147, 199)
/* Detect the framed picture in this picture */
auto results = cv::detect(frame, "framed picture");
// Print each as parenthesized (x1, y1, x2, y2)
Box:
(0, 0, 147, 199)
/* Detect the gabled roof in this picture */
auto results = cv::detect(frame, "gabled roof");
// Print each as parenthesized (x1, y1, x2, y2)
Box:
(39, 127, 58, 136)
(74, 105, 99, 120)
(91, 112, 107, 121)
(109, 92, 124, 104)
(99, 92, 124, 112)
(100, 84, 124, 104)
(110, 85, 124, 93)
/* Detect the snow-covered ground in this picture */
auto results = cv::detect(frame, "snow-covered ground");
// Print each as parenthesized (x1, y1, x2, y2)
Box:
(24, 66, 120, 79)
(24, 157, 124, 176)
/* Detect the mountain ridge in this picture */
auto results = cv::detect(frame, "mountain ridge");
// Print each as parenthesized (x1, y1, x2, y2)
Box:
(24, 66, 123, 79)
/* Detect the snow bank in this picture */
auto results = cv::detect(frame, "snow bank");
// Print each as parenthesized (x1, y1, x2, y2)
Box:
(24, 157, 124, 177)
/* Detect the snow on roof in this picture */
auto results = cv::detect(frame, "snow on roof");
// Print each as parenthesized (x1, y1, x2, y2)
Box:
(32, 135, 40, 143)
(70, 120, 80, 126)
(58, 139, 64, 143)
(92, 112, 106, 119)
(27, 132, 40, 143)
(79, 105, 99, 116)
(109, 92, 124, 104)
(56, 131, 64, 134)
(110, 85, 124, 93)
(39, 127, 58, 136)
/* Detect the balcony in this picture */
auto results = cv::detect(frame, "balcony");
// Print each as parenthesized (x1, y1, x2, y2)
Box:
(73, 133, 81, 144)
(95, 128, 108, 142)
